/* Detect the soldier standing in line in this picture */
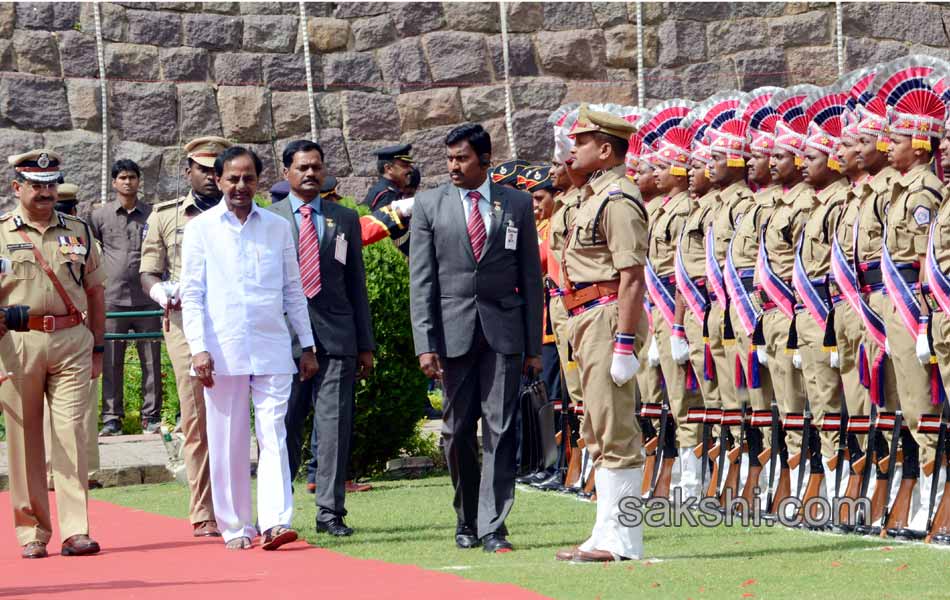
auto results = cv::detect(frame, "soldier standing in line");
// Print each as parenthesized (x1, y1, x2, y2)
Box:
(728, 88, 783, 506)
(874, 59, 950, 538)
(793, 88, 850, 512)
(1, 149, 105, 558)
(555, 105, 648, 562)
(139, 136, 232, 539)
(757, 86, 817, 509)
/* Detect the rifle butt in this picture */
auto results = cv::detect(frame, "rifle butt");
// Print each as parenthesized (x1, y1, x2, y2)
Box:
(926, 482, 950, 543)
(882, 477, 916, 535)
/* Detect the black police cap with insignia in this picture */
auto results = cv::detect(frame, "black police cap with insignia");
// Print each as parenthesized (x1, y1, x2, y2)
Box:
(373, 144, 413, 163)
(320, 175, 339, 199)
(489, 159, 531, 187)
(522, 166, 555, 192)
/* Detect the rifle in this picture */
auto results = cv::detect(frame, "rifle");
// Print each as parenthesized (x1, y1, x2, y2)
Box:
(648, 397, 671, 498)
(926, 398, 950, 533)
(719, 405, 747, 511)
(796, 405, 812, 501)
(765, 395, 783, 514)
(926, 433, 950, 543)
(689, 407, 710, 495)
(640, 402, 662, 497)
(878, 409, 905, 535)
(832, 394, 849, 500)
(854, 403, 881, 531)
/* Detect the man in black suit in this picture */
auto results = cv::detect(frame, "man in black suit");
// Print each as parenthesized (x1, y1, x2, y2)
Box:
(268, 140, 375, 537)
(409, 124, 543, 553)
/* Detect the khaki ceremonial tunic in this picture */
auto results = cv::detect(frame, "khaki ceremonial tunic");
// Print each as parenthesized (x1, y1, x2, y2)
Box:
(0, 207, 104, 545)
(678, 191, 718, 446)
(796, 177, 848, 458)
(854, 167, 901, 423)
(929, 195, 950, 440)
(760, 181, 812, 457)
(881, 165, 947, 465)
(139, 192, 214, 524)
(548, 188, 584, 413)
(647, 190, 697, 439)
(564, 167, 649, 470)
(832, 181, 871, 430)
(730, 185, 779, 414)
(636, 198, 667, 409)
(708, 181, 755, 415)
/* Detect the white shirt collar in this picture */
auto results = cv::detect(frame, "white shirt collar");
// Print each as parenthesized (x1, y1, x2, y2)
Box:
(217, 197, 260, 223)
(457, 176, 491, 203)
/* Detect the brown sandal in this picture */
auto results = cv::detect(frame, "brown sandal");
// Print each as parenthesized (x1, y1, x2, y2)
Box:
(262, 526, 298, 550)
(225, 536, 252, 550)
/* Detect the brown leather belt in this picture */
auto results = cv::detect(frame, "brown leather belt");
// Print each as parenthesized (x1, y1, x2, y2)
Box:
(28, 314, 84, 333)
(561, 280, 621, 312)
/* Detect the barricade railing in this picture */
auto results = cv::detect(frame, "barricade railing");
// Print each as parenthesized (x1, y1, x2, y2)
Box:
(104, 309, 164, 341)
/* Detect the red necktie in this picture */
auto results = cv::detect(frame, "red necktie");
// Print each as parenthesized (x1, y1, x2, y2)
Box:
(298, 204, 322, 298)
(467, 191, 487, 261)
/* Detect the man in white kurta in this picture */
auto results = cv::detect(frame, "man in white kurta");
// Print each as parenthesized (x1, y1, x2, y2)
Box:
(180, 147, 318, 550)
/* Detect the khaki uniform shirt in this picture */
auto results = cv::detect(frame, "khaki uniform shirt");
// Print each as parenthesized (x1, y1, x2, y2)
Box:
(932, 188, 950, 273)
(0, 207, 105, 315)
(761, 181, 814, 280)
(681, 191, 717, 279)
(834, 181, 863, 261)
(139, 192, 205, 281)
(711, 180, 755, 263)
(800, 177, 849, 278)
(854, 167, 899, 265)
(732, 185, 779, 276)
(647, 190, 691, 277)
(89, 199, 152, 307)
(884, 164, 947, 264)
(564, 167, 648, 285)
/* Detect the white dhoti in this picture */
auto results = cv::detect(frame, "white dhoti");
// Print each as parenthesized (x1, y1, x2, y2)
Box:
(204, 373, 293, 543)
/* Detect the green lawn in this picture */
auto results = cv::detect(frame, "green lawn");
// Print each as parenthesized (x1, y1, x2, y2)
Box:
(94, 475, 950, 600)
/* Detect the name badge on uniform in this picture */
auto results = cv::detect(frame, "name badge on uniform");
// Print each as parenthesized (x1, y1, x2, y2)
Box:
(505, 223, 518, 250)
(335, 233, 348, 264)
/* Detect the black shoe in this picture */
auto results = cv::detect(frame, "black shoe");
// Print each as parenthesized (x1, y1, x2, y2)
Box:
(516, 471, 548, 485)
(894, 528, 926, 541)
(455, 525, 480, 549)
(535, 471, 566, 492)
(481, 532, 513, 553)
(932, 533, 950, 545)
(99, 420, 122, 437)
(316, 516, 354, 537)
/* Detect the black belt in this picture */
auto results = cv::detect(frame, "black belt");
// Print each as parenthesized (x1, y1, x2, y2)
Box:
(860, 264, 919, 287)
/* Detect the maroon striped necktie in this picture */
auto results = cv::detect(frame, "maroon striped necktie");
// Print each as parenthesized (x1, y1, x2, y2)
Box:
(467, 190, 487, 260)
(298, 203, 322, 298)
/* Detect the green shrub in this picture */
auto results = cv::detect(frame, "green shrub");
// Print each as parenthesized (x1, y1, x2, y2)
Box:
(119, 341, 180, 433)
(343, 198, 429, 476)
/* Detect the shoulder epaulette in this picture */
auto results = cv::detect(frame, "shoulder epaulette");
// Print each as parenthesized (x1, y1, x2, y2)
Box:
(154, 198, 183, 211)
(911, 185, 945, 202)
(62, 213, 84, 223)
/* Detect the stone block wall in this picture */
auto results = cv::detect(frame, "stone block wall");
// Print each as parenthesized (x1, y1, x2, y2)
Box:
(0, 1, 946, 211)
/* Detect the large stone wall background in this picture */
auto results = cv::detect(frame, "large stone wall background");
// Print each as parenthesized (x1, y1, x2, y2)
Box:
(1, 1, 947, 211)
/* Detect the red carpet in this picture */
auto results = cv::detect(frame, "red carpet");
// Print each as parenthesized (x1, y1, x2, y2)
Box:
(0, 493, 548, 599)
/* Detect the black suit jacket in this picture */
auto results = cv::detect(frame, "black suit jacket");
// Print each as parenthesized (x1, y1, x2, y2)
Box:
(409, 181, 543, 359)
(268, 198, 375, 357)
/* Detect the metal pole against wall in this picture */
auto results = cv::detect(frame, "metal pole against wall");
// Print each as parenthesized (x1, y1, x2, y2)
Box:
(299, 1, 318, 142)
(93, 2, 109, 204)
(835, 0, 845, 76)
(499, 1, 518, 159)
(636, 1, 645, 107)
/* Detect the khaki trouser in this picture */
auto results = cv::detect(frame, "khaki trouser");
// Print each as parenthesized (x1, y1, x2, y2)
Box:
(761, 310, 807, 457)
(833, 302, 870, 444)
(655, 308, 703, 448)
(932, 311, 950, 427)
(879, 293, 938, 465)
(636, 311, 666, 406)
(710, 302, 745, 412)
(550, 297, 583, 410)
(165, 309, 215, 524)
(683, 311, 716, 447)
(45, 378, 100, 485)
(797, 310, 842, 458)
(861, 292, 900, 449)
(0, 327, 92, 545)
(567, 302, 645, 470)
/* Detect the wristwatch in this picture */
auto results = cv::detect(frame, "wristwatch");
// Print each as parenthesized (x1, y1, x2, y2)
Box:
(303, 346, 316, 354)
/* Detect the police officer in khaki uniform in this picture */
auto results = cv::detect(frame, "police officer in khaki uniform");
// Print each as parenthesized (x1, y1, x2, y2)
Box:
(1, 150, 105, 558)
(556, 106, 648, 562)
(43, 183, 101, 490)
(139, 136, 231, 538)
(795, 93, 850, 503)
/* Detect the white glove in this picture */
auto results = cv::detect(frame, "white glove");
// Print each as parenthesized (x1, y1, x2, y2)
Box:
(149, 281, 169, 309)
(916, 324, 932, 366)
(829, 350, 840, 369)
(610, 351, 641, 387)
(670, 336, 690, 365)
(756, 347, 769, 366)
(647, 335, 661, 367)
(391, 197, 414, 218)
(0, 257, 11, 276)
(792, 351, 802, 370)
